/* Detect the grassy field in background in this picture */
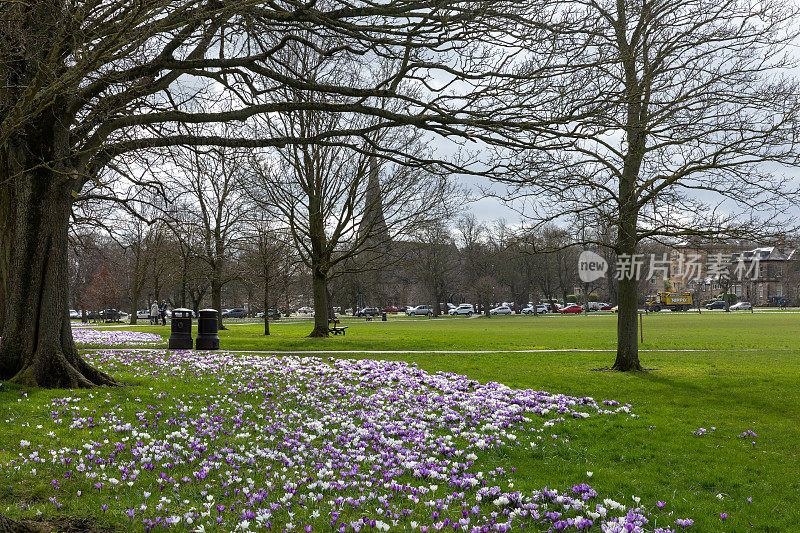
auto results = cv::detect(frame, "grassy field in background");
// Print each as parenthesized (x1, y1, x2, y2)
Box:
(116, 310, 800, 352)
(1, 312, 798, 530)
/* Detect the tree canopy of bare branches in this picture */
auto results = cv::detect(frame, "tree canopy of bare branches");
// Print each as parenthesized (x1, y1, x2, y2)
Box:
(0, 0, 540, 387)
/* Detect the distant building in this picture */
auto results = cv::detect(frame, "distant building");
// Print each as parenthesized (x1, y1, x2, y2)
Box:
(729, 247, 796, 305)
(669, 242, 797, 305)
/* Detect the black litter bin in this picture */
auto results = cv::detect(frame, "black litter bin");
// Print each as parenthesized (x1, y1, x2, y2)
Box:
(168, 308, 194, 349)
(196, 309, 220, 350)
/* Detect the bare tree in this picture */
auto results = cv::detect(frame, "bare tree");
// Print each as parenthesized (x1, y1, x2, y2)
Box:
(120, 218, 150, 324)
(411, 222, 459, 317)
(82, 262, 124, 320)
(247, 36, 457, 335)
(455, 215, 491, 313)
(160, 146, 251, 330)
(254, 140, 451, 334)
(524, 225, 572, 307)
(240, 218, 295, 336)
(489, 220, 542, 313)
(171, 219, 209, 312)
(494, 0, 800, 369)
(67, 231, 108, 322)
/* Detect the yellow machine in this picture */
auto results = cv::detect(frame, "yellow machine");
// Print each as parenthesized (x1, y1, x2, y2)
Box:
(645, 291, 693, 312)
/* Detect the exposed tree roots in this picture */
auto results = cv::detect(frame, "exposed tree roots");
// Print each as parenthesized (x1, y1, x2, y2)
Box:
(6, 349, 118, 389)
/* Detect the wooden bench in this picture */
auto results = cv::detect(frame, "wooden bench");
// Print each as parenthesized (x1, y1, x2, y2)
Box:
(328, 318, 348, 335)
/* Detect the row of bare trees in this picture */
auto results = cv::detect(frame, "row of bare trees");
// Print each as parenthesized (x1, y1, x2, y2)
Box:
(64, 212, 593, 324)
(67, 220, 301, 328)
(66, 203, 800, 332)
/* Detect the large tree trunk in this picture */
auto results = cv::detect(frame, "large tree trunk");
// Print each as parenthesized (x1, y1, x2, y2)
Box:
(308, 265, 330, 337)
(212, 236, 227, 330)
(191, 291, 203, 314)
(0, 512, 39, 532)
(0, 181, 10, 333)
(613, 123, 645, 369)
(180, 268, 188, 308)
(263, 276, 270, 336)
(211, 269, 226, 331)
(613, 276, 642, 370)
(129, 292, 139, 325)
(307, 190, 330, 337)
(0, 171, 116, 388)
(613, 204, 643, 371)
(129, 278, 144, 325)
(326, 284, 335, 319)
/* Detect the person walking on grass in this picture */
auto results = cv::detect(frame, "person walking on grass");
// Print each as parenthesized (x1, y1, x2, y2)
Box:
(160, 300, 168, 326)
(150, 301, 159, 325)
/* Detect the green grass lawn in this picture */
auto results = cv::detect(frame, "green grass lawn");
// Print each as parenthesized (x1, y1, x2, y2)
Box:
(1, 312, 798, 531)
(120, 310, 800, 351)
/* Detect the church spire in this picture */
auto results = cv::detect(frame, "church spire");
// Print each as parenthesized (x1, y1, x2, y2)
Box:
(361, 155, 389, 244)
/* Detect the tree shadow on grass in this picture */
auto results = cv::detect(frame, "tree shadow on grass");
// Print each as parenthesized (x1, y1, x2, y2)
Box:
(630, 369, 789, 420)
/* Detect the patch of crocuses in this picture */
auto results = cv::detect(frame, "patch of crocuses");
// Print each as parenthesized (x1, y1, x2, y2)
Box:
(71, 328, 163, 346)
(3, 350, 685, 531)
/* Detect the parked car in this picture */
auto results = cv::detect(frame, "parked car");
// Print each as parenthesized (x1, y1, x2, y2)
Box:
(705, 300, 727, 310)
(522, 304, 549, 314)
(437, 303, 456, 314)
(257, 309, 281, 318)
(357, 307, 381, 317)
(136, 309, 151, 319)
(611, 305, 618, 313)
(344, 308, 354, 315)
(449, 304, 475, 316)
(69, 309, 80, 320)
(96, 309, 123, 322)
(599, 303, 613, 310)
(729, 302, 752, 311)
(382, 306, 399, 313)
(117, 311, 130, 321)
(406, 305, 433, 316)
(222, 308, 246, 318)
(538, 302, 561, 312)
(489, 305, 513, 315)
(559, 304, 584, 314)
(297, 306, 314, 314)
(333, 307, 341, 313)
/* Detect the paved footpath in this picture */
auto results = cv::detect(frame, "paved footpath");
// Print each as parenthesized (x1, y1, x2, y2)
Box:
(83, 347, 794, 354)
